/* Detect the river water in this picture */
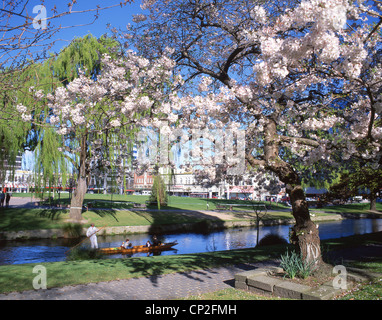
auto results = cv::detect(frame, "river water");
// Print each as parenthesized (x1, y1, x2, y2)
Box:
(0, 218, 382, 265)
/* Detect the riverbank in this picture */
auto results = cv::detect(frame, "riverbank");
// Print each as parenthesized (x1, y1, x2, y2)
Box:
(1, 196, 380, 241)
(0, 207, 343, 240)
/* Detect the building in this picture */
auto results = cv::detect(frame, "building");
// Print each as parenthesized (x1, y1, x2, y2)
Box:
(2, 169, 34, 193)
(131, 167, 283, 200)
(134, 172, 154, 191)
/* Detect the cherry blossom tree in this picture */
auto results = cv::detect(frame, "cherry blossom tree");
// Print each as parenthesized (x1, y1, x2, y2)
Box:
(17, 49, 180, 221)
(126, 0, 382, 264)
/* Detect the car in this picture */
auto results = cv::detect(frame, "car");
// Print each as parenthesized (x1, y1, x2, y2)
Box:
(87, 185, 103, 194)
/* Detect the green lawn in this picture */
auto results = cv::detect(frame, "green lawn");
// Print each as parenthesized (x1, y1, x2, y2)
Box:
(0, 208, 209, 231)
(315, 202, 382, 214)
(13, 192, 292, 210)
(335, 259, 382, 300)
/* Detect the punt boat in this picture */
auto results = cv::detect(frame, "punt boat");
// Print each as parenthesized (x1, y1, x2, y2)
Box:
(99, 241, 178, 255)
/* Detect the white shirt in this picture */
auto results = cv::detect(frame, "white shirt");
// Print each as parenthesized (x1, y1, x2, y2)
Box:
(86, 226, 98, 238)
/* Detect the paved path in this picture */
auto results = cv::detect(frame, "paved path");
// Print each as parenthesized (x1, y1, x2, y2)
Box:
(7, 196, 37, 208)
(0, 261, 278, 300)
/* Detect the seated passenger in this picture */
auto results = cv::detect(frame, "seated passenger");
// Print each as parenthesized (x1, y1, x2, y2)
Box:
(123, 239, 132, 248)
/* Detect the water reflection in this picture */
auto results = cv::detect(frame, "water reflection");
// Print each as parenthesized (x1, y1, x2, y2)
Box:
(0, 218, 381, 265)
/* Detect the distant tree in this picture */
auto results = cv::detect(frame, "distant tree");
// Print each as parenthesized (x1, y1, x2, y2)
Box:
(149, 175, 168, 208)
(348, 166, 382, 211)
(326, 173, 355, 204)
(327, 165, 382, 211)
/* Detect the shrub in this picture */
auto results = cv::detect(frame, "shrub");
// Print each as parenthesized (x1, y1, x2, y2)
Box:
(257, 233, 288, 246)
(66, 247, 104, 261)
(279, 249, 316, 279)
(279, 249, 300, 279)
(297, 257, 316, 279)
(61, 223, 83, 238)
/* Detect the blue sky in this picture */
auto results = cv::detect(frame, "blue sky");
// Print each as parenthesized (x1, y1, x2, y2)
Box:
(25, 0, 146, 54)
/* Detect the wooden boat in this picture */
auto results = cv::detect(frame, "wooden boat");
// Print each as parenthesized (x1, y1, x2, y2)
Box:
(99, 241, 178, 255)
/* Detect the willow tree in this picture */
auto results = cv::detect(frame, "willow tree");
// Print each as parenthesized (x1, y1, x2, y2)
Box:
(0, 58, 60, 190)
(52, 34, 121, 85)
(0, 1, 134, 193)
(17, 34, 125, 219)
(149, 175, 168, 208)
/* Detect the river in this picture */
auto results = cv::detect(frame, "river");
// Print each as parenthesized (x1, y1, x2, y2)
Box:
(0, 218, 381, 265)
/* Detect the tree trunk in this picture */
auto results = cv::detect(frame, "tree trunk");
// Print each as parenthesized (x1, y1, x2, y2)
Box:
(370, 192, 377, 211)
(69, 174, 87, 221)
(287, 184, 322, 266)
(69, 135, 89, 222)
(262, 118, 322, 265)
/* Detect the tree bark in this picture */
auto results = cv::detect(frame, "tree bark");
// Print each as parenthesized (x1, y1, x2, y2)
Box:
(261, 118, 322, 265)
(69, 174, 87, 221)
(287, 184, 322, 265)
(69, 135, 89, 221)
(370, 192, 377, 211)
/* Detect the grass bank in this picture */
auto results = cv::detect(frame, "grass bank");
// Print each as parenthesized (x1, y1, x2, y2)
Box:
(2, 195, 340, 234)
(314, 202, 382, 215)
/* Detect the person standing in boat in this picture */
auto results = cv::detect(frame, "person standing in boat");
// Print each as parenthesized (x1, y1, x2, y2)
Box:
(86, 223, 98, 249)
(152, 235, 160, 246)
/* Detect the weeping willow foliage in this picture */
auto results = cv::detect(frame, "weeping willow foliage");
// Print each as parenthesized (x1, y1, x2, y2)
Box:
(0, 59, 58, 185)
(9, 34, 167, 204)
(12, 55, 63, 197)
(89, 125, 138, 192)
(33, 128, 69, 198)
(53, 34, 120, 84)
(0, 120, 25, 183)
(149, 175, 168, 209)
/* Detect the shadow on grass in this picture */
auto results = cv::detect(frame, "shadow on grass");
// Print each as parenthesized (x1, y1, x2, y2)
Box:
(0, 208, 66, 231)
(36, 208, 65, 221)
(91, 209, 120, 222)
(321, 231, 382, 266)
(100, 244, 286, 286)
